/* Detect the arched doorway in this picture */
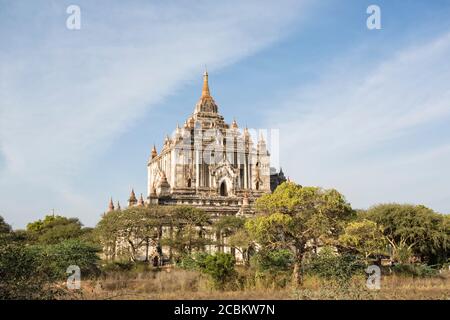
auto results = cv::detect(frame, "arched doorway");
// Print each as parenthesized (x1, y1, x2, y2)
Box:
(220, 181, 228, 196)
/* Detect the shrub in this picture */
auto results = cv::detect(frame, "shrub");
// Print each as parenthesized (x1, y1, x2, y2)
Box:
(304, 247, 364, 286)
(0, 243, 62, 299)
(252, 249, 293, 272)
(201, 253, 237, 290)
(178, 252, 209, 271)
(101, 260, 135, 273)
(392, 263, 438, 277)
(29, 239, 101, 279)
(250, 249, 293, 288)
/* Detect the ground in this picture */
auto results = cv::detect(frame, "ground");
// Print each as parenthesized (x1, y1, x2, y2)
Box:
(73, 268, 450, 300)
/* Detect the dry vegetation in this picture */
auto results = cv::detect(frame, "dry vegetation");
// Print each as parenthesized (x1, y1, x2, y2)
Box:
(75, 268, 450, 300)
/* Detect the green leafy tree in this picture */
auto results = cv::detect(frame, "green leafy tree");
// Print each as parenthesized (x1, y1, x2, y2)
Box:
(29, 239, 101, 279)
(26, 215, 88, 244)
(0, 243, 63, 299)
(213, 216, 249, 259)
(364, 204, 449, 264)
(252, 249, 293, 273)
(339, 219, 387, 264)
(96, 206, 168, 262)
(95, 209, 122, 260)
(0, 216, 12, 234)
(247, 182, 354, 285)
(164, 206, 211, 260)
(228, 228, 254, 266)
(201, 253, 236, 290)
(304, 246, 364, 287)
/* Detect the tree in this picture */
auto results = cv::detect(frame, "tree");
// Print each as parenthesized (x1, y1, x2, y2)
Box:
(29, 239, 101, 279)
(201, 253, 237, 290)
(96, 206, 168, 262)
(339, 219, 387, 264)
(228, 229, 254, 266)
(364, 204, 449, 264)
(95, 209, 122, 260)
(213, 216, 247, 257)
(247, 182, 354, 285)
(26, 215, 88, 245)
(303, 246, 364, 287)
(0, 216, 12, 234)
(0, 243, 62, 299)
(164, 206, 212, 260)
(116, 206, 163, 262)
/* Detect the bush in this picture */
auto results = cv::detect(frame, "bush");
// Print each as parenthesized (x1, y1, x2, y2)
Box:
(29, 239, 101, 279)
(101, 260, 135, 273)
(250, 249, 293, 288)
(252, 249, 293, 272)
(200, 253, 236, 290)
(392, 263, 438, 278)
(304, 247, 364, 286)
(0, 243, 62, 299)
(177, 252, 209, 271)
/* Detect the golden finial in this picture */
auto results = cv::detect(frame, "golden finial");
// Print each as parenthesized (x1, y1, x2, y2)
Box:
(202, 69, 210, 97)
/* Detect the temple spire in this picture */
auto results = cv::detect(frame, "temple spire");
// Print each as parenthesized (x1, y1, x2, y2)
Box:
(202, 70, 210, 97)
(108, 197, 115, 212)
(128, 188, 137, 207)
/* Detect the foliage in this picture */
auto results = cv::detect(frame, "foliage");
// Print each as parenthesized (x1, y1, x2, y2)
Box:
(201, 253, 237, 290)
(96, 205, 211, 263)
(29, 239, 101, 279)
(0, 216, 12, 234)
(166, 206, 212, 259)
(177, 252, 209, 271)
(227, 228, 254, 266)
(248, 182, 354, 284)
(364, 204, 449, 264)
(0, 243, 63, 299)
(391, 263, 438, 278)
(26, 215, 88, 245)
(252, 249, 293, 273)
(96, 206, 169, 261)
(101, 260, 135, 273)
(303, 247, 364, 286)
(213, 216, 246, 237)
(250, 249, 293, 288)
(178, 252, 237, 290)
(339, 219, 387, 263)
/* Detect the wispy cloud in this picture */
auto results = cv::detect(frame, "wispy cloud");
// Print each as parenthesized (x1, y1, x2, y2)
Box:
(269, 31, 450, 213)
(0, 0, 310, 227)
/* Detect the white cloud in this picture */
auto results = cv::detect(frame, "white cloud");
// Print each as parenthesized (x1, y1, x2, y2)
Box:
(0, 1, 310, 227)
(269, 32, 450, 213)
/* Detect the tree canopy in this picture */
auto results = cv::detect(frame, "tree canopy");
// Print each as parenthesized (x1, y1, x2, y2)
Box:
(363, 204, 448, 264)
(26, 215, 88, 245)
(247, 182, 355, 284)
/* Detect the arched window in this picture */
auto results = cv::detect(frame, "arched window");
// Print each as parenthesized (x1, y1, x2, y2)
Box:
(187, 178, 192, 188)
(220, 181, 228, 196)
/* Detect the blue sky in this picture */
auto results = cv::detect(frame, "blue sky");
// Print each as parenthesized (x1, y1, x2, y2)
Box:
(1, 0, 450, 228)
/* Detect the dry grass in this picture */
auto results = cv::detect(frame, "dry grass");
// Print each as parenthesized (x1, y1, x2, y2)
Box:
(75, 268, 450, 300)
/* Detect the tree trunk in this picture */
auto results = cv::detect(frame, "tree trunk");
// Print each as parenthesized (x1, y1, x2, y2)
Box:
(145, 238, 149, 262)
(292, 248, 304, 287)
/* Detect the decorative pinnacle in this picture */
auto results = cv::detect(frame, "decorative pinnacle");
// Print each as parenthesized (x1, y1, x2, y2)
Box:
(202, 71, 210, 97)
